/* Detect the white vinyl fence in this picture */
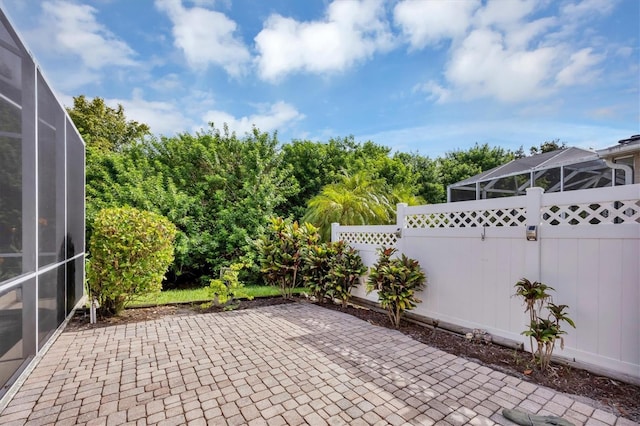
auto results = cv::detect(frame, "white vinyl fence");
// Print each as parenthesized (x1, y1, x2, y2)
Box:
(332, 184, 640, 383)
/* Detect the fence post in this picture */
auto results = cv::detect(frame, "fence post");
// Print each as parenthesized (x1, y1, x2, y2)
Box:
(524, 187, 543, 282)
(396, 203, 407, 255)
(331, 222, 339, 243)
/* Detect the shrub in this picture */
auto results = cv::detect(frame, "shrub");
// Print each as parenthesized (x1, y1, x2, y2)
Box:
(366, 247, 426, 327)
(88, 206, 177, 316)
(326, 241, 367, 307)
(208, 263, 253, 310)
(257, 217, 319, 299)
(302, 242, 336, 301)
(514, 278, 575, 371)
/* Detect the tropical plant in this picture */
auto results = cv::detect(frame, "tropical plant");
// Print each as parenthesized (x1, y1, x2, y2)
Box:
(326, 241, 367, 307)
(302, 242, 337, 301)
(303, 171, 392, 240)
(257, 217, 319, 299)
(87, 206, 177, 316)
(208, 263, 253, 310)
(514, 278, 576, 371)
(366, 247, 426, 327)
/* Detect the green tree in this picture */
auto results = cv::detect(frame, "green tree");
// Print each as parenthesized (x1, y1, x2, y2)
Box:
(303, 171, 424, 240)
(147, 126, 297, 284)
(439, 143, 514, 190)
(393, 152, 444, 203)
(281, 136, 421, 219)
(529, 139, 566, 155)
(67, 96, 157, 245)
(67, 95, 150, 154)
(302, 172, 393, 240)
(280, 137, 354, 219)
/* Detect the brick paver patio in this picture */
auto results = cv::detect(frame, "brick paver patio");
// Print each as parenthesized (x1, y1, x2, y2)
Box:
(0, 303, 635, 426)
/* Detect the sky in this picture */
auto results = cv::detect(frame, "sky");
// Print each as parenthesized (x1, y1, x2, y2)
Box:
(1, 0, 638, 157)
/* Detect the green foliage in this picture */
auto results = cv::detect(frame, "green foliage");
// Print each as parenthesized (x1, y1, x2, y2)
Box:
(514, 278, 575, 371)
(439, 143, 514, 191)
(258, 217, 319, 299)
(67, 95, 150, 154)
(303, 172, 392, 240)
(146, 126, 297, 284)
(367, 247, 426, 327)
(529, 139, 566, 155)
(87, 206, 177, 317)
(207, 263, 253, 310)
(302, 242, 337, 300)
(302, 240, 366, 306)
(514, 278, 554, 318)
(326, 241, 367, 307)
(302, 171, 424, 241)
(280, 137, 354, 219)
(72, 95, 553, 291)
(76, 105, 297, 285)
(394, 152, 445, 204)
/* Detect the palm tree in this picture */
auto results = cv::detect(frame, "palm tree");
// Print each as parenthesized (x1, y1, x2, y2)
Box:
(303, 171, 409, 240)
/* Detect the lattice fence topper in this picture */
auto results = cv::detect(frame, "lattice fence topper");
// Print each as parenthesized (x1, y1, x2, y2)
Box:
(405, 207, 527, 228)
(541, 199, 640, 225)
(338, 231, 398, 246)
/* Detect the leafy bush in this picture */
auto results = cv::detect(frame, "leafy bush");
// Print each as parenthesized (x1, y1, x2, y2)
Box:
(302, 240, 366, 306)
(514, 278, 575, 371)
(257, 217, 319, 299)
(208, 263, 253, 310)
(366, 247, 426, 327)
(88, 206, 177, 316)
(326, 241, 367, 307)
(302, 242, 336, 300)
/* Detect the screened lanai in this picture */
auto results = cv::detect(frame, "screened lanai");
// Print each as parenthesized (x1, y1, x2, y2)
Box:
(448, 147, 628, 202)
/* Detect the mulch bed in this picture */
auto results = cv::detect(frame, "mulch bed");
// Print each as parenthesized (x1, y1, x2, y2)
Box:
(66, 297, 639, 422)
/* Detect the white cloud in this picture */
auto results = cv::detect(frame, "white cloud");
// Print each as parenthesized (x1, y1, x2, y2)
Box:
(556, 48, 603, 86)
(37, 0, 137, 70)
(561, 0, 616, 19)
(106, 89, 192, 136)
(413, 81, 451, 103)
(445, 28, 557, 102)
(202, 101, 304, 135)
(254, 0, 394, 82)
(155, 0, 250, 75)
(393, 0, 480, 49)
(408, 0, 609, 104)
(474, 0, 538, 29)
(149, 73, 183, 92)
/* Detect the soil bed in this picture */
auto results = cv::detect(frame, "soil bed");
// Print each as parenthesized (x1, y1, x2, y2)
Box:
(66, 297, 639, 422)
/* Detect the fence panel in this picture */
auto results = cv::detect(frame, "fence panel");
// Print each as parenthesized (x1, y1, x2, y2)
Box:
(332, 184, 640, 382)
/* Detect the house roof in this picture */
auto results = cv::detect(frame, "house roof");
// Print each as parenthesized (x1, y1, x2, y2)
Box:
(450, 147, 599, 188)
(596, 135, 640, 158)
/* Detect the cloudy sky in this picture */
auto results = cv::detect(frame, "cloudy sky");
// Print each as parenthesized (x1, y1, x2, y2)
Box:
(1, 0, 638, 157)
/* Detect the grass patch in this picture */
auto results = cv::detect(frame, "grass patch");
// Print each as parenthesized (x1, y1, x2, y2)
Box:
(129, 285, 307, 307)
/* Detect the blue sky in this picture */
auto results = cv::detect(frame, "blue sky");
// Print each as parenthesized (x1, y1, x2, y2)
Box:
(1, 0, 638, 157)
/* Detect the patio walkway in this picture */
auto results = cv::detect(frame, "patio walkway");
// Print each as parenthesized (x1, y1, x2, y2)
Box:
(0, 303, 634, 426)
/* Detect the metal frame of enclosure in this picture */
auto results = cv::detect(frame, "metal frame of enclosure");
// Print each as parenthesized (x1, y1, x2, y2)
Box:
(0, 9, 85, 398)
(447, 147, 629, 202)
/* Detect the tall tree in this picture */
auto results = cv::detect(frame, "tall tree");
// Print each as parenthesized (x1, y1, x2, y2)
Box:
(302, 171, 424, 241)
(67, 95, 150, 154)
(529, 139, 566, 155)
(67, 96, 156, 245)
(394, 152, 444, 204)
(147, 126, 297, 284)
(303, 172, 392, 241)
(439, 143, 514, 191)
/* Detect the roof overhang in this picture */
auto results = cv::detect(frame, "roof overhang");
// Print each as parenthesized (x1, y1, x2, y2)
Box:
(596, 137, 640, 159)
